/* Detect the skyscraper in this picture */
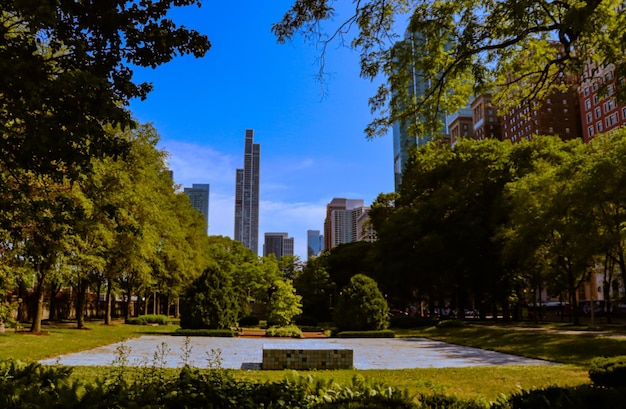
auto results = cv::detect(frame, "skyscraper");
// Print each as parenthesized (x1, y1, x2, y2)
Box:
(234, 129, 260, 254)
(307, 230, 323, 260)
(323, 198, 368, 251)
(183, 183, 210, 234)
(263, 232, 294, 260)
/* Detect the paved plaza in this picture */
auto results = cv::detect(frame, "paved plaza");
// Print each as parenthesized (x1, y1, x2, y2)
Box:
(40, 336, 553, 369)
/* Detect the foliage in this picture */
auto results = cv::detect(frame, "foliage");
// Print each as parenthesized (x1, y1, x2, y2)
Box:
(294, 257, 335, 322)
(179, 264, 241, 330)
(274, 0, 626, 139)
(336, 330, 395, 338)
(389, 316, 438, 329)
(491, 385, 626, 409)
(0, 1, 210, 176)
(173, 329, 236, 337)
(127, 315, 170, 326)
(334, 274, 389, 331)
(417, 393, 487, 409)
(268, 279, 303, 327)
(265, 325, 303, 338)
(589, 356, 626, 388)
(238, 315, 261, 327)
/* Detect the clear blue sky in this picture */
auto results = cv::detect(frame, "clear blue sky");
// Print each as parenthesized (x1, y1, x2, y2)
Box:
(129, 1, 395, 260)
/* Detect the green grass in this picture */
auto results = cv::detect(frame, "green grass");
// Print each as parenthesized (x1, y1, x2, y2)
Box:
(2, 319, 623, 401)
(0, 320, 177, 361)
(394, 324, 626, 366)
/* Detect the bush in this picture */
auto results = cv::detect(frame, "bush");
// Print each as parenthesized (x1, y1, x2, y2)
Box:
(389, 315, 438, 329)
(491, 385, 626, 409)
(265, 324, 303, 338)
(436, 319, 468, 328)
(127, 314, 170, 325)
(268, 279, 302, 327)
(173, 328, 236, 337)
(336, 330, 395, 338)
(239, 315, 260, 327)
(334, 274, 389, 332)
(179, 264, 240, 330)
(294, 315, 318, 326)
(589, 356, 626, 387)
(418, 393, 486, 409)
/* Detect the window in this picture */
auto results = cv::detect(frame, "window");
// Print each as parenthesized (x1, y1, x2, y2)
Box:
(596, 107, 602, 118)
(597, 122, 603, 132)
(546, 98, 552, 104)
(585, 99, 592, 109)
(588, 126, 594, 138)
(593, 82, 598, 90)
(587, 113, 592, 123)
(584, 87, 590, 96)
(549, 127, 554, 133)
(564, 108, 568, 113)
(622, 107, 626, 120)
(563, 99, 568, 105)
(594, 95, 599, 104)
(565, 127, 570, 134)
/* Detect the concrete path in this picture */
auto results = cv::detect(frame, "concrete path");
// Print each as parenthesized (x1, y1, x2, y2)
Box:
(40, 336, 553, 369)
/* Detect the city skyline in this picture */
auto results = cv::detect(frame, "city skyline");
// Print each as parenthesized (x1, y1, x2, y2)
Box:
(183, 183, 210, 234)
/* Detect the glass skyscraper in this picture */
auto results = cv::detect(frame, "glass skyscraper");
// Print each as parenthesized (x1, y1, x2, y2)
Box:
(234, 129, 260, 254)
(183, 183, 209, 234)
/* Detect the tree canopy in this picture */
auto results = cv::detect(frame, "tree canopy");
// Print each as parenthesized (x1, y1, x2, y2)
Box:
(274, 0, 626, 138)
(1, 1, 210, 176)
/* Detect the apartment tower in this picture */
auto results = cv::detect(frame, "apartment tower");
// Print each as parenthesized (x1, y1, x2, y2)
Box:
(183, 183, 210, 234)
(234, 129, 260, 254)
(263, 232, 294, 260)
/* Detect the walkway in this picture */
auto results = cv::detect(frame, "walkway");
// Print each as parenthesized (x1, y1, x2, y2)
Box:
(39, 336, 553, 369)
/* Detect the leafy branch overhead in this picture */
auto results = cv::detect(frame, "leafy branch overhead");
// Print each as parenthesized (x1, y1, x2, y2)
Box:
(273, 0, 626, 138)
(0, 1, 210, 175)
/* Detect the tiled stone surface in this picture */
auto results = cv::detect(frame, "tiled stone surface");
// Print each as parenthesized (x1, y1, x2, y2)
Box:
(39, 336, 553, 369)
(262, 348, 353, 370)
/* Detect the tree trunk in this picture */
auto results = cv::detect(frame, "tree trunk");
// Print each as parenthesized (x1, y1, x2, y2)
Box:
(30, 284, 44, 333)
(76, 279, 88, 329)
(105, 278, 113, 325)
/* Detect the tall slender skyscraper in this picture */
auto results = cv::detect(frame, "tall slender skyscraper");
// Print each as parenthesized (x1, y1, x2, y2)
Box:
(234, 129, 260, 254)
(183, 183, 210, 234)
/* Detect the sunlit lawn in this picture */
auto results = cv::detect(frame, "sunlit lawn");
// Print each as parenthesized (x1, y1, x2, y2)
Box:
(3, 320, 624, 401)
(0, 320, 177, 361)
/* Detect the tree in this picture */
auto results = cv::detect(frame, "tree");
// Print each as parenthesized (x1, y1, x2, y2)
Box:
(274, 0, 626, 138)
(179, 264, 239, 330)
(267, 279, 302, 327)
(334, 274, 389, 331)
(1, 1, 210, 176)
(294, 257, 334, 322)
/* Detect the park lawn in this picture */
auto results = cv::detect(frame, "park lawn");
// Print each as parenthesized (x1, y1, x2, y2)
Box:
(394, 324, 626, 366)
(0, 321, 177, 361)
(0, 321, 617, 401)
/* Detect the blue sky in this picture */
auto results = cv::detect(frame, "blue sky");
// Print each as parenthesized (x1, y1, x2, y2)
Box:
(129, 1, 395, 260)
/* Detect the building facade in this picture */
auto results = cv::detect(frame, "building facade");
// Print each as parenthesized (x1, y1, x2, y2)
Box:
(471, 94, 502, 140)
(263, 232, 294, 260)
(579, 61, 626, 143)
(307, 230, 323, 260)
(234, 129, 260, 254)
(323, 198, 369, 251)
(183, 183, 210, 233)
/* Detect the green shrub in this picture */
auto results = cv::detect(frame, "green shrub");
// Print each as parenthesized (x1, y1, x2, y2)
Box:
(265, 324, 303, 338)
(389, 315, 438, 329)
(268, 279, 303, 327)
(418, 393, 487, 409)
(173, 328, 235, 337)
(127, 314, 170, 325)
(180, 264, 241, 330)
(492, 385, 626, 409)
(436, 319, 468, 328)
(239, 315, 260, 327)
(589, 356, 626, 387)
(334, 274, 389, 331)
(337, 330, 395, 338)
(295, 315, 319, 326)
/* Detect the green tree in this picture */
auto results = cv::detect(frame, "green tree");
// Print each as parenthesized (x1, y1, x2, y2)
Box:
(294, 257, 335, 322)
(268, 279, 302, 327)
(274, 0, 625, 138)
(179, 264, 239, 330)
(0, 1, 210, 176)
(334, 274, 389, 331)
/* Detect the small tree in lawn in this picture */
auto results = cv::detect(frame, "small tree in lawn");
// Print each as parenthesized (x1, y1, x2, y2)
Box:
(179, 264, 240, 330)
(268, 279, 302, 327)
(334, 274, 389, 331)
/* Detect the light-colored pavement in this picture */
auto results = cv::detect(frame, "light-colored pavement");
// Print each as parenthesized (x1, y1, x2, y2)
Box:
(39, 336, 553, 369)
